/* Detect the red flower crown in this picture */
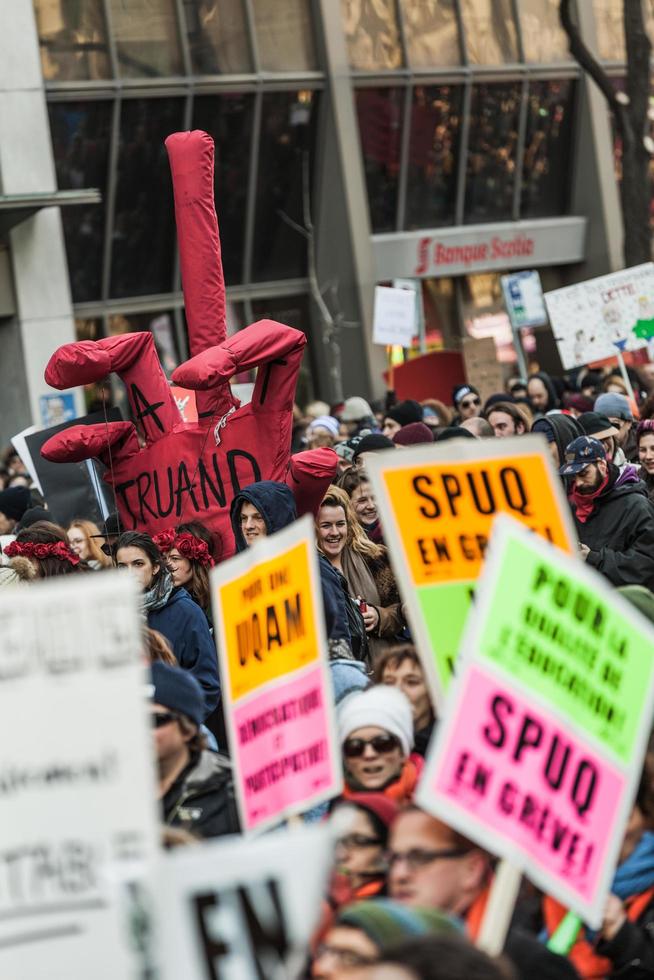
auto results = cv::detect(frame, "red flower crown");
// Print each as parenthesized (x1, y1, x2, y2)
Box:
(4, 540, 80, 565)
(152, 530, 214, 568)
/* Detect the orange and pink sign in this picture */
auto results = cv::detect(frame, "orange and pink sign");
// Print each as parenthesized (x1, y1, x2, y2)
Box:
(211, 515, 341, 833)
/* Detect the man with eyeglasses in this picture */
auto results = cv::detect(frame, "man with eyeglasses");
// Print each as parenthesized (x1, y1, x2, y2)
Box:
(151, 662, 239, 839)
(388, 808, 580, 978)
(452, 385, 482, 422)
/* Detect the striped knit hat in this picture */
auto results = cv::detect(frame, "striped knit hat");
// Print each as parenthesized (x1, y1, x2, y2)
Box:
(336, 898, 462, 951)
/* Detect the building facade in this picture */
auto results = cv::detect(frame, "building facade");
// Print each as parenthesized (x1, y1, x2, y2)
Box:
(0, 0, 635, 443)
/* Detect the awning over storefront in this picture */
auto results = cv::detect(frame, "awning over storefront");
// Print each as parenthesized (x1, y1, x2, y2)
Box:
(372, 217, 587, 281)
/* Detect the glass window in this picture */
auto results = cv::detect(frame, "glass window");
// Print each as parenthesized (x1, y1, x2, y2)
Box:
(252, 0, 317, 71)
(355, 87, 403, 232)
(110, 98, 185, 298)
(519, 0, 571, 62)
(459, 0, 519, 65)
(182, 0, 252, 73)
(33, 0, 111, 81)
(464, 83, 521, 224)
(108, 0, 183, 77)
(342, 0, 403, 70)
(462, 273, 516, 364)
(251, 90, 319, 283)
(521, 80, 575, 218)
(402, 0, 461, 68)
(192, 94, 254, 286)
(405, 84, 462, 230)
(593, 0, 624, 61)
(108, 311, 179, 372)
(49, 101, 112, 304)
(250, 294, 314, 405)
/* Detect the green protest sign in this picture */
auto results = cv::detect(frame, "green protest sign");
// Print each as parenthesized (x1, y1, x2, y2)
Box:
(472, 520, 654, 765)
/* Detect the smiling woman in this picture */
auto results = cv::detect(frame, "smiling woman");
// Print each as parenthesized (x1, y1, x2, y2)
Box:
(315, 486, 404, 663)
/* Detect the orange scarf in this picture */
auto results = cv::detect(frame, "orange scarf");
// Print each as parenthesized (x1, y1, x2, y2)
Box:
(543, 888, 654, 979)
(343, 755, 424, 806)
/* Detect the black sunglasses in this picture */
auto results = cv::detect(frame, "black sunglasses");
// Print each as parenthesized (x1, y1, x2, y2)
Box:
(151, 711, 179, 729)
(460, 397, 481, 409)
(343, 733, 400, 758)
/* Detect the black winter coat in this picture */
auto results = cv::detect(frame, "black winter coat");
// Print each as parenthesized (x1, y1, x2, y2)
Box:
(596, 895, 654, 978)
(571, 468, 654, 589)
(162, 750, 240, 839)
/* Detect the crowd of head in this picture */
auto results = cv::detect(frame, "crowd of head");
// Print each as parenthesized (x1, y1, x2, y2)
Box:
(4, 359, 654, 978)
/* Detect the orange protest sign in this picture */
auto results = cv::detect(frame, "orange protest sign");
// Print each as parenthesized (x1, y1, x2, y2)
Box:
(383, 451, 574, 585)
(218, 537, 320, 701)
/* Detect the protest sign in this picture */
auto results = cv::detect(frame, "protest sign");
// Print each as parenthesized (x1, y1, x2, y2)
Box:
(10, 425, 43, 494)
(373, 285, 417, 347)
(0, 574, 158, 978)
(26, 409, 122, 527)
(211, 515, 342, 833)
(153, 823, 333, 980)
(501, 270, 547, 329)
(365, 436, 577, 706)
(462, 337, 505, 405)
(544, 262, 654, 368)
(417, 518, 654, 927)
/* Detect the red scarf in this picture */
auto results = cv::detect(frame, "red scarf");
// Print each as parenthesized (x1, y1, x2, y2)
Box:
(570, 472, 609, 524)
(342, 755, 424, 806)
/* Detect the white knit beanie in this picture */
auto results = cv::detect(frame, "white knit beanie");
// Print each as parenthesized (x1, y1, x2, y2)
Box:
(338, 685, 414, 756)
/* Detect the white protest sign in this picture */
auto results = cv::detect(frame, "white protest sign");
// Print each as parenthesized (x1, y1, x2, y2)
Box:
(10, 425, 42, 494)
(0, 574, 158, 979)
(373, 285, 417, 346)
(153, 824, 333, 980)
(211, 515, 342, 834)
(501, 270, 547, 329)
(544, 262, 654, 368)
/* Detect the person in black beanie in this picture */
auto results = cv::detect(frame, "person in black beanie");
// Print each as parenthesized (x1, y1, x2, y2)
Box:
(151, 662, 239, 839)
(382, 400, 424, 439)
(0, 485, 31, 535)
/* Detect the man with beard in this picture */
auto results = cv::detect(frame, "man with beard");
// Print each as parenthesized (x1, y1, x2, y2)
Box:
(560, 436, 654, 588)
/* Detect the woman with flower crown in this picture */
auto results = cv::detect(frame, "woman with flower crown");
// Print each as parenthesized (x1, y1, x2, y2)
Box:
(4, 521, 90, 577)
(115, 529, 220, 719)
(153, 521, 215, 625)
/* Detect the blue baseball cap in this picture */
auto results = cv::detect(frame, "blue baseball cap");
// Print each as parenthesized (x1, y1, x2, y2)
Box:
(559, 436, 607, 476)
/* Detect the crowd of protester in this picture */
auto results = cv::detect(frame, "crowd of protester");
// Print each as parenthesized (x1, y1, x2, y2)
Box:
(4, 359, 654, 978)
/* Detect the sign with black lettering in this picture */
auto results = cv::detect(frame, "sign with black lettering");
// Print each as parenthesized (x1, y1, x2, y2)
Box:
(417, 518, 654, 927)
(211, 515, 342, 833)
(0, 575, 158, 978)
(365, 435, 577, 706)
(153, 824, 332, 980)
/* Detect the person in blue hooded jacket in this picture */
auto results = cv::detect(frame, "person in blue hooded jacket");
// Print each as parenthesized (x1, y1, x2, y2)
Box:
(115, 531, 220, 718)
(230, 480, 356, 657)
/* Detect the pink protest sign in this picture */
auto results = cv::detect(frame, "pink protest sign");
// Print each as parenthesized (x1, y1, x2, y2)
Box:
(418, 518, 654, 928)
(234, 664, 339, 830)
(429, 664, 624, 906)
(212, 516, 342, 834)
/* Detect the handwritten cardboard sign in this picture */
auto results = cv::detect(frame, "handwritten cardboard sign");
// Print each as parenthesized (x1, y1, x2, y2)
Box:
(365, 436, 576, 706)
(0, 574, 158, 978)
(211, 515, 342, 833)
(417, 518, 654, 926)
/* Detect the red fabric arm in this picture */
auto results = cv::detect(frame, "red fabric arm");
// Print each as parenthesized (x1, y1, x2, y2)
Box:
(285, 448, 339, 517)
(41, 421, 140, 466)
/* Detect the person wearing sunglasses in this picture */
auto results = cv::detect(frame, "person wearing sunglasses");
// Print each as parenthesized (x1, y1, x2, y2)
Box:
(451, 385, 482, 423)
(151, 662, 238, 839)
(337, 685, 421, 805)
(67, 518, 112, 569)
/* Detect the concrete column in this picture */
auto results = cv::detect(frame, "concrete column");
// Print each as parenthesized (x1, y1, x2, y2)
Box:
(315, 0, 388, 400)
(566, 1, 624, 280)
(0, 0, 84, 445)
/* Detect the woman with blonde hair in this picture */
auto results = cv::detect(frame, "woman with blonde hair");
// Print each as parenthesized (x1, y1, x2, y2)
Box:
(316, 485, 404, 663)
(67, 518, 112, 569)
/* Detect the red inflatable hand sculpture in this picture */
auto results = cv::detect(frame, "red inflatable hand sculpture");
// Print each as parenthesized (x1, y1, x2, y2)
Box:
(42, 131, 336, 560)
